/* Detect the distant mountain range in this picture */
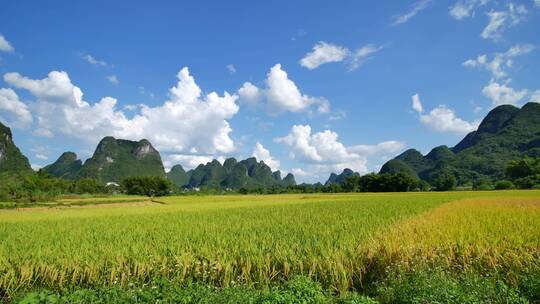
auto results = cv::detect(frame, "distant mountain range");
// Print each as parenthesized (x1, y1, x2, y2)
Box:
(378, 102, 540, 185)
(167, 157, 296, 189)
(2, 102, 539, 189)
(40, 136, 296, 189)
(0, 122, 296, 189)
(323, 103, 540, 186)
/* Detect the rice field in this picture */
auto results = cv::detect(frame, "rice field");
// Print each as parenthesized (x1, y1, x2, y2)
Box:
(0, 191, 539, 301)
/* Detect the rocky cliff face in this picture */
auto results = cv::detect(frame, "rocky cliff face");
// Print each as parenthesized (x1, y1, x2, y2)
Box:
(77, 137, 166, 182)
(0, 121, 32, 174)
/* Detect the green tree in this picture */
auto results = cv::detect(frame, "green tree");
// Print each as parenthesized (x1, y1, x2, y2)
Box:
(122, 176, 172, 197)
(433, 173, 456, 191)
(70, 178, 107, 194)
(505, 157, 540, 189)
(506, 157, 540, 180)
(342, 176, 361, 192)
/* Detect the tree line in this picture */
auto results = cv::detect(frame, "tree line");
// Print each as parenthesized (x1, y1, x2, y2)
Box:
(0, 172, 173, 203)
(1, 157, 539, 203)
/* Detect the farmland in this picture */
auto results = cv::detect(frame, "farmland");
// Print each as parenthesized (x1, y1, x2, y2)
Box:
(1, 191, 539, 303)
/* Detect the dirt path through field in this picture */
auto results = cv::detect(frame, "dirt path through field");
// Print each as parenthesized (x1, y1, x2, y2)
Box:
(4, 200, 158, 212)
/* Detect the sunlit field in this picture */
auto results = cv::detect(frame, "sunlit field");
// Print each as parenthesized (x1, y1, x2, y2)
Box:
(1, 191, 539, 302)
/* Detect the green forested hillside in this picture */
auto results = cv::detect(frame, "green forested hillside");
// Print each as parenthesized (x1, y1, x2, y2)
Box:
(0, 122, 32, 175)
(380, 102, 540, 185)
(166, 165, 191, 188)
(42, 152, 82, 180)
(77, 137, 166, 182)
(44, 137, 167, 183)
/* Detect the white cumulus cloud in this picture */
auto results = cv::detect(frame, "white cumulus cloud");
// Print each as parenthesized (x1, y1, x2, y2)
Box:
(529, 90, 540, 104)
(412, 94, 479, 134)
(252, 142, 280, 171)
(3, 68, 240, 166)
(348, 141, 405, 157)
(482, 81, 528, 106)
(237, 82, 261, 106)
(275, 124, 404, 182)
(265, 64, 320, 113)
(238, 64, 330, 114)
(0, 88, 33, 128)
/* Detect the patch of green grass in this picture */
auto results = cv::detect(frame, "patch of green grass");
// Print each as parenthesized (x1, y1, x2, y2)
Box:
(375, 267, 529, 304)
(14, 276, 377, 304)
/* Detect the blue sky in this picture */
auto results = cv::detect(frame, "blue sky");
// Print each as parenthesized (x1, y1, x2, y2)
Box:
(0, 0, 539, 182)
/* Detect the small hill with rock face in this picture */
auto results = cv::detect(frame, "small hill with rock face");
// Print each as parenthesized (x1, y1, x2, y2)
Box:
(0, 122, 32, 175)
(325, 168, 359, 186)
(281, 172, 296, 187)
(380, 102, 540, 185)
(43, 152, 83, 180)
(166, 165, 192, 188)
(77, 137, 166, 182)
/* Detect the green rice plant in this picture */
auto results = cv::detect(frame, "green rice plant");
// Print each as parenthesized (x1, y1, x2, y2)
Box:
(363, 195, 540, 303)
(0, 191, 538, 301)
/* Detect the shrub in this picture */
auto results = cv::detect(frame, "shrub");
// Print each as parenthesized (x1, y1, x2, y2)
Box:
(262, 276, 326, 304)
(518, 272, 540, 303)
(514, 174, 540, 189)
(473, 177, 493, 190)
(494, 180, 515, 190)
(335, 293, 379, 304)
(69, 178, 106, 194)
